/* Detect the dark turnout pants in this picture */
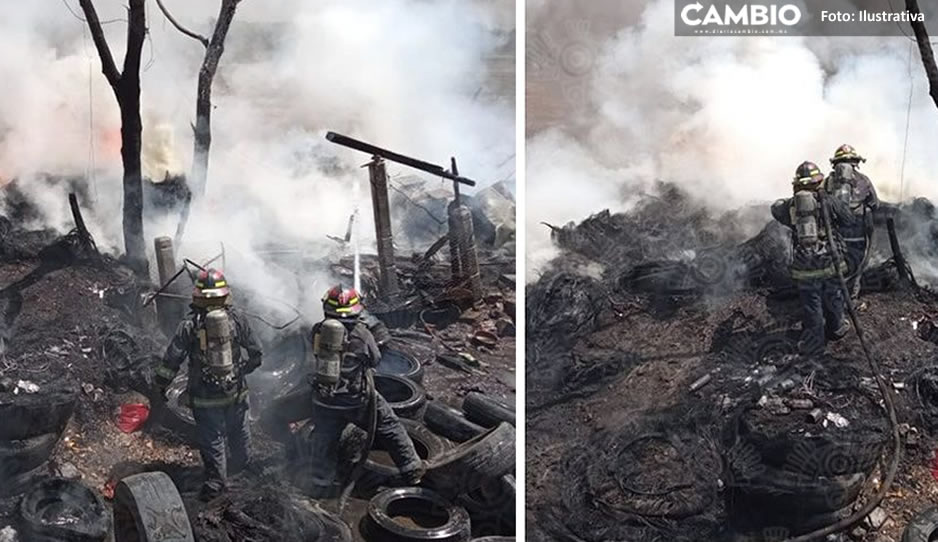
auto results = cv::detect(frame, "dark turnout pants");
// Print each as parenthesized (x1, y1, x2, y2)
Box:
(309, 393, 421, 489)
(797, 278, 845, 354)
(192, 399, 251, 491)
(844, 239, 867, 300)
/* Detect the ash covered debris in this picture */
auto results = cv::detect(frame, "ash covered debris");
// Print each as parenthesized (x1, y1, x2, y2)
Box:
(527, 182, 938, 542)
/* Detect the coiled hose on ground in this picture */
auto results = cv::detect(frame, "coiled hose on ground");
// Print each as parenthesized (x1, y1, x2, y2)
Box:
(781, 191, 902, 542)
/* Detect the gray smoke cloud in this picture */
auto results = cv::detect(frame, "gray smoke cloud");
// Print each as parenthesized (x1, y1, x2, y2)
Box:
(0, 0, 515, 318)
(527, 0, 938, 279)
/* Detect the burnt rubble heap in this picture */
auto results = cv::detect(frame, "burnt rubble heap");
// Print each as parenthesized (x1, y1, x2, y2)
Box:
(0, 176, 516, 541)
(528, 182, 938, 542)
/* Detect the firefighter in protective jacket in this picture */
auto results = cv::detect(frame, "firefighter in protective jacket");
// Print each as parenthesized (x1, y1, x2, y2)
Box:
(307, 285, 424, 494)
(154, 268, 263, 499)
(823, 144, 879, 302)
(772, 162, 854, 355)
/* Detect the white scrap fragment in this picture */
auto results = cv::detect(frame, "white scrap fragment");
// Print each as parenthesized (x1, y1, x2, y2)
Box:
(826, 412, 849, 428)
(913, 320, 919, 330)
(0, 525, 17, 542)
(16, 380, 39, 394)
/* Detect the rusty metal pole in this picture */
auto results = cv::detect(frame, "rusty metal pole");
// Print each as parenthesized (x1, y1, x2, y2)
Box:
(154, 236, 183, 336)
(449, 158, 482, 302)
(456, 204, 483, 301)
(448, 158, 464, 283)
(448, 204, 464, 282)
(368, 157, 400, 300)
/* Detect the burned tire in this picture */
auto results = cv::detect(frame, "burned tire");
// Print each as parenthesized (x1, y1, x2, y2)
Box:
(377, 349, 425, 385)
(20, 478, 111, 542)
(362, 487, 471, 542)
(0, 432, 61, 479)
(729, 466, 865, 515)
(0, 383, 78, 441)
(740, 417, 886, 477)
(0, 462, 50, 498)
(425, 401, 486, 443)
(902, 507, 938, 542)
(425, 423, 515, 498)
(462, 393, 515, 428)
(360, 419, 447, 490)
(113, 471, 194, 542)
(375, 374, 426, 420)
(457, 474, 515, 536)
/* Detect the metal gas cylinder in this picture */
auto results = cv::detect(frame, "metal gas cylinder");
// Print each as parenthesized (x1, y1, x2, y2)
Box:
(315, 318, 346, 387)
(793, 190, 819, 246)
(203, 309, 234, 377)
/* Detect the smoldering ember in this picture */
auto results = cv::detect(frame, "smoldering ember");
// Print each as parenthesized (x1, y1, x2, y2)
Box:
(527, 182, 938, 542)
(0, 150, 516, 539)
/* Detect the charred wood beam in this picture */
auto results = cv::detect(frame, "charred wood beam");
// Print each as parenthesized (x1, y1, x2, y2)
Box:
(886, 217, 919, 288)
(326, 132, 477, 187)
(68, 193, 91, 242)
(906, 0, 938, 109)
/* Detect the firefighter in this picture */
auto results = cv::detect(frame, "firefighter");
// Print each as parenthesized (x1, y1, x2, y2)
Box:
(307, 285, 424, 496)
(256, 287, 392, 454)
(154, 268, 263, 500)
(824, 144, 879, 303)
(772, 162, 854, 355)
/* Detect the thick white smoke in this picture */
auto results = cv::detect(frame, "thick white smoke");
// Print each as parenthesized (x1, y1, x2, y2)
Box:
(0, 0, 514, 317)
(527, 0, 938, 279)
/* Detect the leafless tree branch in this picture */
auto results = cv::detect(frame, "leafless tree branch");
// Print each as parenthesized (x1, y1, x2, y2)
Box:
(907, 0, 938, 109)
(77, 0, 120, 87)
(154, 0, 209, 48)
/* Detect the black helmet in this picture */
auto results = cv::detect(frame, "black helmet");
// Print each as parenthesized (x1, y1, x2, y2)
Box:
(792, 161, 824, 189)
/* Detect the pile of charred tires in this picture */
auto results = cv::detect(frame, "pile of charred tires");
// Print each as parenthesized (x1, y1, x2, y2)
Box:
(363, 352, 516, 540)
(0, 382, 78, 498)
(725, 412, 887, 535)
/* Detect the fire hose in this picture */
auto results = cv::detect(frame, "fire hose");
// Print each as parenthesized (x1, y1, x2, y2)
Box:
(337, 368, 377, 515)
(781, 192, 902, 542)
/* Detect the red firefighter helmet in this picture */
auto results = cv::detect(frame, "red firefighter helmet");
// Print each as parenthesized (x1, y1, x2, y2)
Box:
(193, 268, 230, 302)
(792, 161, 824, 189)
(322, 285, 363, 319)
(830, 144, 865, 164)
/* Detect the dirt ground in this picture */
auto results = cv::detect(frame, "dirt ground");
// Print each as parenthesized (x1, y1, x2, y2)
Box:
(0, 224, 516, 540)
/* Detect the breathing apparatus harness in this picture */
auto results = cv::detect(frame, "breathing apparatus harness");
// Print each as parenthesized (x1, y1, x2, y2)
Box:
(780, 189, 901, 542)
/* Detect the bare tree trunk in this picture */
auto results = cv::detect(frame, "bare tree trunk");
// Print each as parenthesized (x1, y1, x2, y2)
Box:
(78, 0, 148, 275)
(192, 1, 240, 197)
(907, 0, 938, 109)
(156, 0, 241, 246)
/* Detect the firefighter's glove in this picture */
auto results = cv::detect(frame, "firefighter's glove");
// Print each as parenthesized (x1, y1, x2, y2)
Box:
(153, 375, 172, 401)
